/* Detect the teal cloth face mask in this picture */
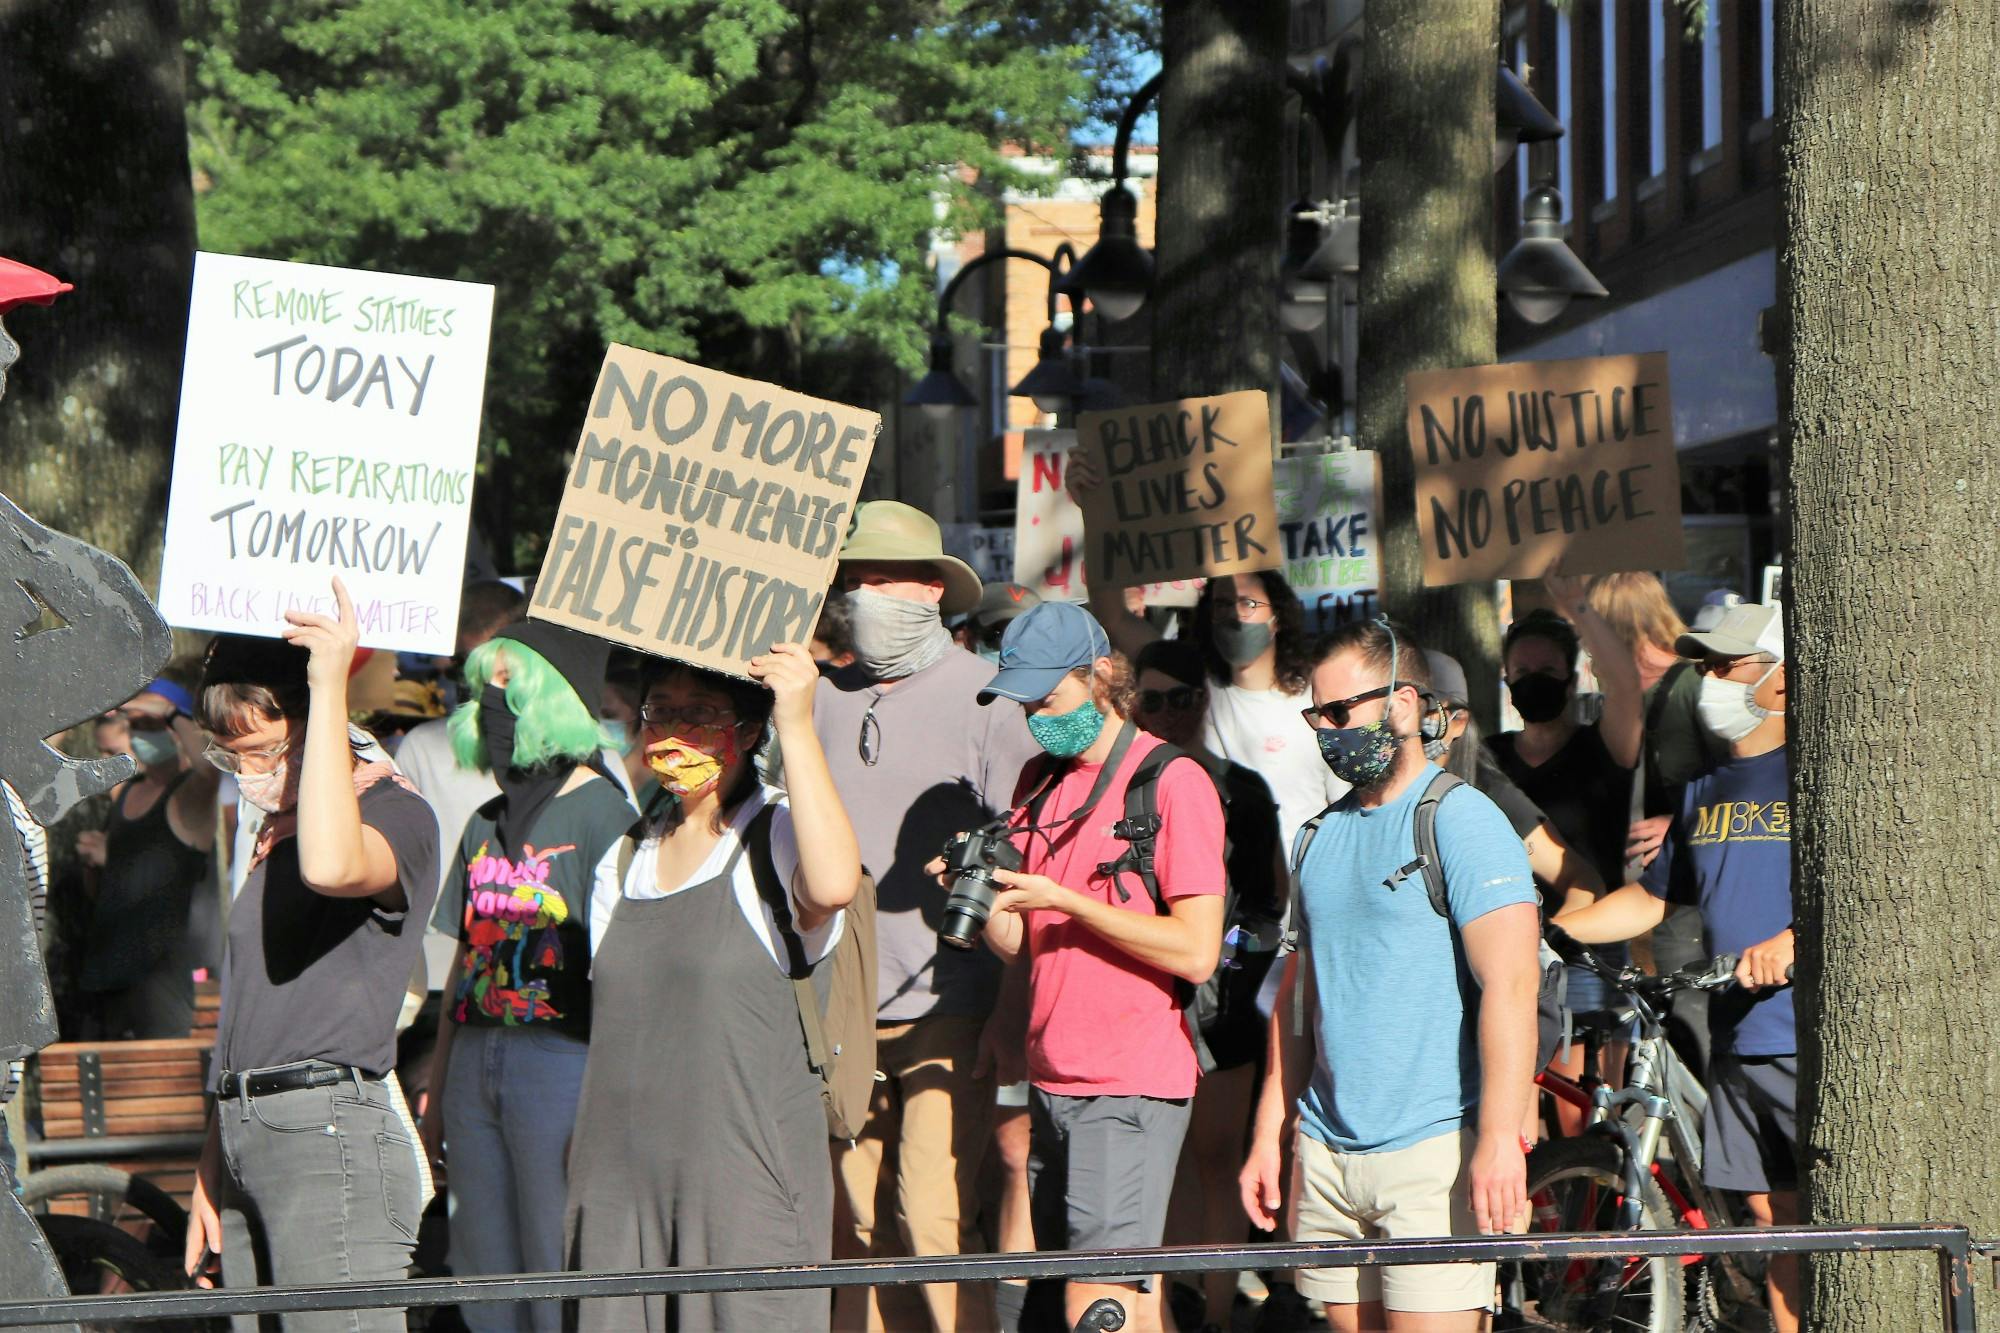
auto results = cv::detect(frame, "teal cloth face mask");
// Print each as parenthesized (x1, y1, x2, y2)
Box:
(1026, 700, 1107, 758)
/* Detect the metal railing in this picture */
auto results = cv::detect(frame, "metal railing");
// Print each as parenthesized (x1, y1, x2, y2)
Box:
(0, 1224, 1980, 1330)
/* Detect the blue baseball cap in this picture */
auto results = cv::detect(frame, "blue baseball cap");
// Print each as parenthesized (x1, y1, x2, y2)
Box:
(977, 602, 1111, 706)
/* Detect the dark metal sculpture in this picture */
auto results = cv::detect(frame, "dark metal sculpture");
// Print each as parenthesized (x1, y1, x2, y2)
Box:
(0, 259, 170, 1302)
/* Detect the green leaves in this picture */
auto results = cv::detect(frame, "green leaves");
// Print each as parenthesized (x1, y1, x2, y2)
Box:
(188, 0, 1149, 565)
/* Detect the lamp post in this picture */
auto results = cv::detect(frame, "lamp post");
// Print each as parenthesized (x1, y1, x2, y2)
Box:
(903, 247, 1063, 423)
(1057, 71, 1163, 324)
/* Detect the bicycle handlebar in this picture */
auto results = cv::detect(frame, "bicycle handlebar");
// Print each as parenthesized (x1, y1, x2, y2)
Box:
(1543, 925, 1774, 996)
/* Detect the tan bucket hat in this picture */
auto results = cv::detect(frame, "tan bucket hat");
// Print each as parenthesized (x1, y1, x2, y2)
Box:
(838, 501, 982, 615)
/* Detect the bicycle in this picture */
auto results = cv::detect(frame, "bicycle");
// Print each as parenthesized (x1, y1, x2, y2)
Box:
(1498, 939, 1776, 1333)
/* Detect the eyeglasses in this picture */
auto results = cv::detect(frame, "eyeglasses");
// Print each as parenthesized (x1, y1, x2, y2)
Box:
(1695, 656, 1779, 678)
(1226, 595, 1272, 619)
(1300, 684, 1396, 730)
(639, 703, 735, 729)
(1137, 686, 1199, 714)
(203, 740, 290, 775)
(859, 699, 882, 767)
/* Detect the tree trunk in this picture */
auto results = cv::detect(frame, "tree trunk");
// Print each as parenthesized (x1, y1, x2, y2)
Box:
(1356, 2, 1502, 724)
(0, 0, 196, 585)
(1150, 0, 1287, 436)
(1778, 3, 2000, 1329)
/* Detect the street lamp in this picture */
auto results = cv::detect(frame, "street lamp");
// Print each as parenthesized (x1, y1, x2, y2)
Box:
(1496, 184, 1608, 324)
(904, 246, 1069, 422)
(1058, 71, 1162, 323)
(1009, 245, 1091, 416)
(1495, 62, 1564, 173)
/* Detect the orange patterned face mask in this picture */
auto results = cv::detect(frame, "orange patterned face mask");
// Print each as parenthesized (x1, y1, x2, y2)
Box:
(643, 726, 738, 797)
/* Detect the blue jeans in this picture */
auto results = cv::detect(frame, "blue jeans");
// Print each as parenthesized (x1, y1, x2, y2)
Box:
(443, 1024, 589, 1333)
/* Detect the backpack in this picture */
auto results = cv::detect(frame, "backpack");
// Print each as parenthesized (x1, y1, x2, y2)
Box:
(1023, 739, 1257, 1075)
(1289, 770, 1569, 1067)
(614, 803, 879, 1144)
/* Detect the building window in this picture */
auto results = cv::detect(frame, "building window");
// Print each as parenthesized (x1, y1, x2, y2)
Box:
(1556, 10, 1574, 216)
(1647, 1, 1668, 177)
(1700, 1, 1724, 150)
(1760, 0, 1776, 120)
(1601, 0, 1619, 201)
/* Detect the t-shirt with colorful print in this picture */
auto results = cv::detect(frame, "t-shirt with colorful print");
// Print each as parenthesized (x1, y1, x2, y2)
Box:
(453, 777, 637, 1038)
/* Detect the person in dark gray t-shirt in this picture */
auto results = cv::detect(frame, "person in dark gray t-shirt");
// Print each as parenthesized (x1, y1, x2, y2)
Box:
(184, 582, 439, 1330)
(814, 501, 1040, 1333)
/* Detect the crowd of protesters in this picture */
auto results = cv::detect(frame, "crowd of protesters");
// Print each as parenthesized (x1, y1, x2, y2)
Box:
(2, 487, 1800, 1333)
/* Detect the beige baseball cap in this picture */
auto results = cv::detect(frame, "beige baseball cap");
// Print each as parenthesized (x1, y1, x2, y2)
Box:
(1676, 601, 1784, 663)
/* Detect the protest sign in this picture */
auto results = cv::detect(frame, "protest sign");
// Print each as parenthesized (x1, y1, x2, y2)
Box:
(1271, 450, 1382, 629)
(1013, 431, 1204, 607)
(1073, 389, 1279, 589)
(1405, 352, 1684, 585)
(529, 345, 878, 678)
(941, 524, 1015, 584)
(157, 252, 494, 653)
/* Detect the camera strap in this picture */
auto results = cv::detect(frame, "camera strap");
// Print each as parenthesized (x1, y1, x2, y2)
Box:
(1013, 720, 1139, 845)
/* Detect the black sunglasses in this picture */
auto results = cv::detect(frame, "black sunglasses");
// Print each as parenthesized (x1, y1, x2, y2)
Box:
(1137, 686, 1199, 714)
(1300, 683, 1398, 730)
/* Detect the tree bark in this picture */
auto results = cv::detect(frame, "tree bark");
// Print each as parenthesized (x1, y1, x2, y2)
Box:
(0, 0, 196, 584)
(1150, 0, 1287, 433)
(1778, 3, 2000, 1328)
(1355, 2, 1502, 724)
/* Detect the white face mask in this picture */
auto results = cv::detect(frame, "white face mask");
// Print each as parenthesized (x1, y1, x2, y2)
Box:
(236, 758, 295, 814)
(1697, 662, 1783, 743)
(845, 589, 951, 681)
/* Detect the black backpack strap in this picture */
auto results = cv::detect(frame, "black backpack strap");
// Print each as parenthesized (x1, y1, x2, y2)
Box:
(744, 805, 833, 1081)
(1097, 743, 1182, 911)
(1403, 770, 1465, 919)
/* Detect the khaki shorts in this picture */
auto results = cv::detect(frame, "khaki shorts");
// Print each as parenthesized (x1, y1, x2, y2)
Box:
(1293, 1126, 1492, 1313)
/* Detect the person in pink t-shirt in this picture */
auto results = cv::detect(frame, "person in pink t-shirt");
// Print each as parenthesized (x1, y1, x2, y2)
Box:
(967, 601, 1225, 1333)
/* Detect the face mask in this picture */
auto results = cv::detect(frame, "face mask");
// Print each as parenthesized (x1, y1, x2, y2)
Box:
(1317, 721, 1400, 789)
(1698, 663, 1782, 742)
(644, 726, 741, 797)
(846, 589, 952, 681)
(1212, 620, 1273, 668)
(128, 728, 180, 769)
(479, 684, 518, 772)
(1026, 700, 1107, 758)
(237, 758, 294, 814)
(1508, 672, 1571, 725)
(977, 645, 1003, 666)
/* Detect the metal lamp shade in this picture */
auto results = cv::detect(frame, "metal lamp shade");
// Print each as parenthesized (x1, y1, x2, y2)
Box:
(1497, 186, 1607, 325)
(905, 334, 977, 421)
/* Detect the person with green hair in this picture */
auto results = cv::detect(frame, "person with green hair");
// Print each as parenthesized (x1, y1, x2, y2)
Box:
(418, 620, 634, 1333)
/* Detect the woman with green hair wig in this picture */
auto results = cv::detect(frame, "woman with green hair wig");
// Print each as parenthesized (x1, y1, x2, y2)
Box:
(419, 619, 636, 1333)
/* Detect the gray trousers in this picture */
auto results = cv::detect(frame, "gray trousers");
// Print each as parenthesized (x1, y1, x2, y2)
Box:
(218, 1069, 422, 1332)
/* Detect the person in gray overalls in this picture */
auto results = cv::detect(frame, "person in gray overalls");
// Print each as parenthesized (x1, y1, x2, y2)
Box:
(565, 642, 859, 1332)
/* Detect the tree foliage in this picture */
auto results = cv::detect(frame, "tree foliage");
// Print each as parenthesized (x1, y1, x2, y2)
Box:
(185, 0, 1151, 564)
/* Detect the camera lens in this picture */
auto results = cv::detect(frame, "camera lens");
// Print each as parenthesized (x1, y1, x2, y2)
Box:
(938, 871, 997, 950)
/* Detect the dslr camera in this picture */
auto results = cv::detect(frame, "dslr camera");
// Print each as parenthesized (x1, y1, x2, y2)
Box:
(936, 826, 1023, 950)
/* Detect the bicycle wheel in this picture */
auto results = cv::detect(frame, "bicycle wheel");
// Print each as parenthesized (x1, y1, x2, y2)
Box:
(22, 1164, 189, 1249)
(33, 1212, 223, 1333)
(1499, 1136, 1686, 1333)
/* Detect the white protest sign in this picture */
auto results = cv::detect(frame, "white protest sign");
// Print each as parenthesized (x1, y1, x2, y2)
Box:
(1012, 430, 1204, 607)
(157, 252, 494, 654)
(941, 524, 1015, 584)
(1271, 451, 1383, 628)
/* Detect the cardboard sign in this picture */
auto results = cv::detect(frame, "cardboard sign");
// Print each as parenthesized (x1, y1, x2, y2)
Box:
(1012, 431, 1204, 607)
(1073, 390, 1280, 589)
(1406, 352, 1684, 585)
(157, 252, 494, 653)
(1271, 451, 1383, 629)
(529, 345, 878, 678)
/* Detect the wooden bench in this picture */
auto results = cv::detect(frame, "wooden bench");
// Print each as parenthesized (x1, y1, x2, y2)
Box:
(29, 980, 222, 1217)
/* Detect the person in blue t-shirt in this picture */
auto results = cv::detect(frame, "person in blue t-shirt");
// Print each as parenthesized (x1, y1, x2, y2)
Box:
(1553, 600, 1798, 1333)
(1240, 619, 1542, 1332)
